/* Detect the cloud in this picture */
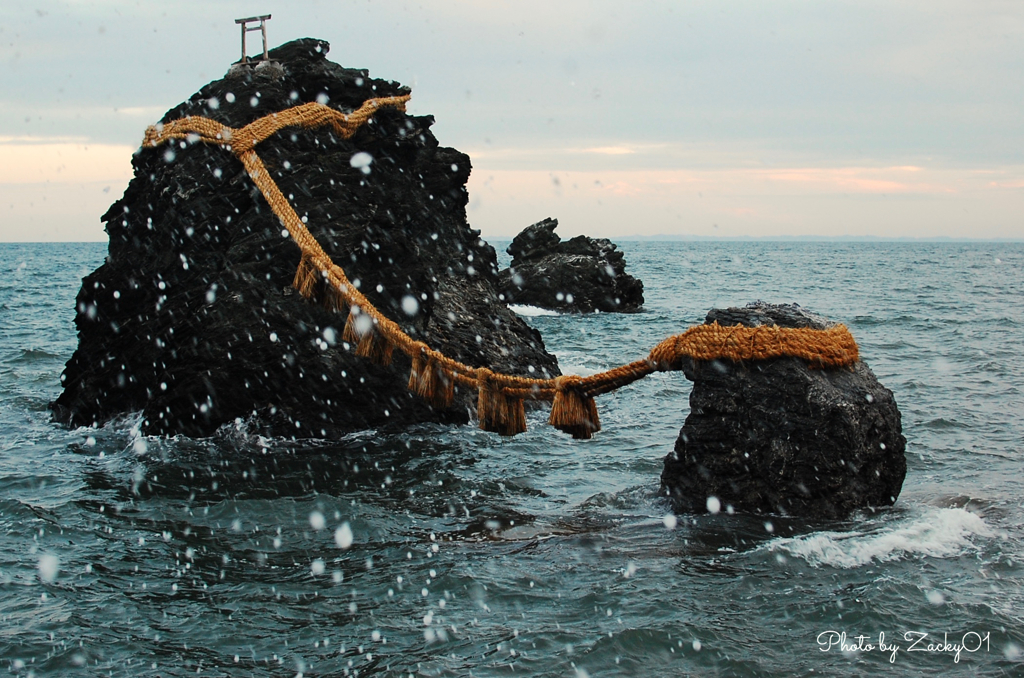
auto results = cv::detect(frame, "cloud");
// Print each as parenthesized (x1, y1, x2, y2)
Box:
(466, 165, 1024, 239)
(0, 136, 132, 240)
(112, 106, 167, 118)
(761, 167, 954, 194)
(0, 140, 134, 184)
(3, 1, 1024, 239)
(581, 146, 636, 155)
(0, 135, 89, 144)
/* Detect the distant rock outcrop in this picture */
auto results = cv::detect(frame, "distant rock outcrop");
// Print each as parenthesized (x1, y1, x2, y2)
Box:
(497, 218, 644, 313)
(51, 38, 559, 437)
(661, 302, 906, 519)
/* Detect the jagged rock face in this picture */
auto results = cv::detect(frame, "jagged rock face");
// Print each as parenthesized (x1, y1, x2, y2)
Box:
(52, 38, 559, 437)
(661, 302, 906, 519)
(497, 218, 644, 313)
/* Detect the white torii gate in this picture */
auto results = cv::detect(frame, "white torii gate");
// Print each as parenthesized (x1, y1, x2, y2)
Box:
(235, 15, 271, 63)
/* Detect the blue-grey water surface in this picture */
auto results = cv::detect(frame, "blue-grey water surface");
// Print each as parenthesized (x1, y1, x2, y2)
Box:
(1, 240, 1023, 677)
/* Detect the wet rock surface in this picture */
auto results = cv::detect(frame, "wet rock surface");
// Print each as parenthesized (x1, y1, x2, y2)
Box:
(661, 302, 906, 519)
(498, 218, 644, 313)
(52, 38, 559, 437)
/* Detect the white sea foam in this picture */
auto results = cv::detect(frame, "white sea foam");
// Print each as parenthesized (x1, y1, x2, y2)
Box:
(558, 363, 602, 377)
(114, 411, 149, 454)
(769, 508, 993, 568)
(508, 304, 558, 317)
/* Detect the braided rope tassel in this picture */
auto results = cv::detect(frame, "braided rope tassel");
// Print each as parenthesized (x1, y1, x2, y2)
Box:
(341, 306, 393, 365)
(292, 254, 320, 300)
(355, 327, 394, 366)
(408, 348, 456, 409)
(549, 376, 601, 440)
(476, 368, 527, 436)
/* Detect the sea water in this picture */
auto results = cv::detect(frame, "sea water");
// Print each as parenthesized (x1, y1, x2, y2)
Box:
(1, 240, 1022, 677)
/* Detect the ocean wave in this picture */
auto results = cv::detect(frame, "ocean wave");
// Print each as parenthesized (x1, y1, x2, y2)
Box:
(508, 304, 559, 317)
(767, 507, 993, 568)
(922, 417, 965, 429)
(558, 362, 603, 377)
(11, 348, 61, 362)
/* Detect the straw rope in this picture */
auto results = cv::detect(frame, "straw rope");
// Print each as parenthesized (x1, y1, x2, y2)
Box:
(142, 95, 861, 439)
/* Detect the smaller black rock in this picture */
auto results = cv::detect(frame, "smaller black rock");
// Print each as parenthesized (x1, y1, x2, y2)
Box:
(498, 218, 644, 313)
(661, 302, 907, 519)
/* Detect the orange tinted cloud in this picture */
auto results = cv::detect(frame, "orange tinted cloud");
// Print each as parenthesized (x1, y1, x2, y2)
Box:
(466, 164, 1024, 239)
(761, 166, 950, 194)
(0, 139, 134, 184)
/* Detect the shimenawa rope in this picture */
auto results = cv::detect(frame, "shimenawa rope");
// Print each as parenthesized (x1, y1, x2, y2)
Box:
(142, 95, 860, 439)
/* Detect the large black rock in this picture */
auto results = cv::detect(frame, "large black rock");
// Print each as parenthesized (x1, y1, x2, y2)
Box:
(661, 302, 906, 519)
(52, 38, 559, 437)
(498, 218, 644, 313)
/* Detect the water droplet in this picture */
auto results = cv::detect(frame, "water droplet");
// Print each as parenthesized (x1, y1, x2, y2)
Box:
(354, 314, 374, 336)
(38, 554, 59, 583)
(350, 151, 373, 174)
(335, 522, 353, 549)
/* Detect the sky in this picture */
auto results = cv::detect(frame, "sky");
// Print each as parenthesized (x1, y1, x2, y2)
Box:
(2, 0, 1023, 241)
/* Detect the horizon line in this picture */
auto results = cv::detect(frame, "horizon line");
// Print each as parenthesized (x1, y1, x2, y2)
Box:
(4, 235, 1024, 246)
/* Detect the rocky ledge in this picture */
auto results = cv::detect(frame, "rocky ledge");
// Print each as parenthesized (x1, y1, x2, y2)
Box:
(51, 38, 559, 437)
(661, 302, 906, 519)
(498, 218, 644, 313)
